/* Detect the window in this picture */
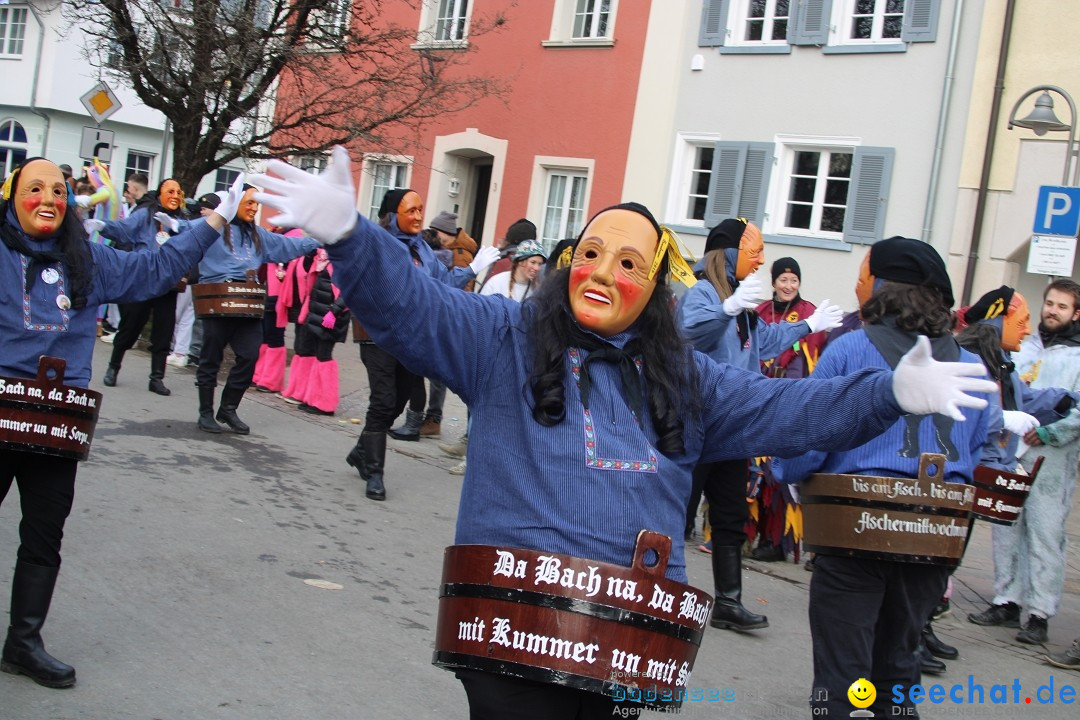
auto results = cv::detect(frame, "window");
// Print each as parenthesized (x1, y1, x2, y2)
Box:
(0, 7, 28, 57)
(666, 135, 721, 227)
(573, 0, 611, 39)
(545, 0, 617, 46)
(306, 0, 352, 47)
(699, 0, 939, 51)
(703, 140, 894, 246)
(125, 152, 154, 183)
(367, 162, 408, 219)
(0, 119, 28, 177)
(297, 155, 327, 175)
(541, 172, 588, 248)
(435, 0, 469, 42)
(780, 149, 852, 238)
(215, 168, 241, 192)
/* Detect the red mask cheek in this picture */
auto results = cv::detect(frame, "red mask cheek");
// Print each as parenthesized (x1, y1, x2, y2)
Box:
(20, 196, 42, 214)
(55, 199, 67, 217)
(569, 264, 592, 294)
(615, 275, 643, 308)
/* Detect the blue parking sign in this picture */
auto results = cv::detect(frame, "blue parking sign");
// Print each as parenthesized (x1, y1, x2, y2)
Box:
(1034, 186, 1080, 237)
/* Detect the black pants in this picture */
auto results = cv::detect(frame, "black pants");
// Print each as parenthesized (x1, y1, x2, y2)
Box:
(688, 459, 749, 546)
(359, 343, 420, 432)
(196, 317, 263, 390)
(809, 555, 950, 719)
(457, 670, 633, 719)
(262, 295, 285, 348)
(110, 291, 178, 364)
(0, 450, 78, 568)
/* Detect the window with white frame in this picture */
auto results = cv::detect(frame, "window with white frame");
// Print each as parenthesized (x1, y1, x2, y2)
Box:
(367, 161, 409, 219)
(306, 0, 352, 47)
(0, 119, 27, 177)
(0, 6, 28, 57)
(541, 171, 588, 248)
(125, 151, 154, 183)
(702, 140, 894, 245)
(733, 0, 791, 45)
(666, 136, 720, 227)
(842, 0, 904, 42)
(297, 155, 328, 175)
(415, 0, 471, 47)
(215, 168, 241, 192)
(779, 148, 853, 238)
(545, 0, 617, 45)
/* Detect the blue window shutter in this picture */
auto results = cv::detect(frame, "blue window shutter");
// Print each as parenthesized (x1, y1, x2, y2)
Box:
(737, 142, 775, 225)
(699, 0, 730, 47)
(705, 142, 747, 228)
(791, 0, 832, 46)
(901, 0, 939, 42)
(843, 147, 894, 244)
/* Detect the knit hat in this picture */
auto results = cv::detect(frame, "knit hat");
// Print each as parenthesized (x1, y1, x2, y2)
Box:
(514, 239, 547, 262)
(704, 218, 747, 254)
(869, 236, 955, 308)
(505, 218, 537, 246)
(197, 192, 221, 211)
(963, 286, 1015, 325)
(771, 257, 801, 282)
(429, 210, 459, 235)
(58, 164, 73, 179)
(377, 188, 413, 218)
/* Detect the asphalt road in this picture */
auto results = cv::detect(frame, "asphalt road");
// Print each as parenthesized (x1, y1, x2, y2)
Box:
(2, 341, 1078, 719)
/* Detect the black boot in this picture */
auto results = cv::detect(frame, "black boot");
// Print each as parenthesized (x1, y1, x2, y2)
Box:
(102, 365, 118, 388)
(216, 385, 250, 435)
(917, 640, 947, 675)
(148, 352, 171, 396)
(346, 437, 369, 480)
(388, 409, 423, 441)
(709, 545, 768, 631)
(361, 430, 387, 501)
(1, 561, 76, 688)
(923, 620, 959, 659)
(197, 385, 222, 434)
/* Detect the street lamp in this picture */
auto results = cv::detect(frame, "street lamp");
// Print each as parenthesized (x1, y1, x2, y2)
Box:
(1007, 85, 1078, 186)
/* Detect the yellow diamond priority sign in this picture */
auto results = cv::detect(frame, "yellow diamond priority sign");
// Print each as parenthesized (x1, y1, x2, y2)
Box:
(79, 82, 122, 124)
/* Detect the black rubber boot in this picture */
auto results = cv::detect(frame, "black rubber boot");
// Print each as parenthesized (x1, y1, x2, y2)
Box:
(388, 409, 423, 442)
(361, 430, 387, 501)
(197, 385, 222, 434)
(917, 641, 947, 675)
(148, 352, 171, 396)
(346, 436, 369, 479)
(709, 545, 768, 631)
(923, 620, 959, 659)
(1, 561, 76, 688)
(216, 385, 250, 435)
(102, 365, 119, 387)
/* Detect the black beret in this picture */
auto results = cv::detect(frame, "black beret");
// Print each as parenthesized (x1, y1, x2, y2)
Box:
(869, 236, 955, 308)
(377, 188, 414, 218)
(963, 286, 1015, 325)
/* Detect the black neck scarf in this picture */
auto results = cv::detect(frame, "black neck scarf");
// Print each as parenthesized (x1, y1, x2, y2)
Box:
(1039, 321, 1080, 349)
(0, 216, 81, 305)
(864, 315, 960, 369)
(566, 322, 646, 422)
(771, 293, 802, 319)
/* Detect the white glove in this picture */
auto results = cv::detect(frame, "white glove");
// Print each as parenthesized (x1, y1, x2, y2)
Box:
(722, 273, 763, 316)
(74, 195, 92, 209)
(212, 174, 246, 223)
(469, 246, 500, 275)
(83, 218, 105, 234)
(893, 336, 998, 421)
(153, 212, 179, 233)
(248, 145, 357, 244)
(805, 299, 844, 333)
(1002, 410, 1039, 436)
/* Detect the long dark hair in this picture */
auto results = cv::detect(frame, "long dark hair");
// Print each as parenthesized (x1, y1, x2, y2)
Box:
(955, 322, 1006, 380)
(0, 157, 94, 305)
(526, 265, 699, 456)
(860, 281, 955, 337)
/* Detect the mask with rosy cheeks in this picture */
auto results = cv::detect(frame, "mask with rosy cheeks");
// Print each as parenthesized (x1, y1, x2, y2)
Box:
(568, 209, 659, 337)
(13, 160, 68, 239)
(158, 180, 183, 212)
(396, 191, 424, 235)
(1001, 294, 1031, 353)
(236, 188, 260, 223)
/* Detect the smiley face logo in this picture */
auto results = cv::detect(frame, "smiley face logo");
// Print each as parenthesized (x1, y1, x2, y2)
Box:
(847, 678, 876, 709)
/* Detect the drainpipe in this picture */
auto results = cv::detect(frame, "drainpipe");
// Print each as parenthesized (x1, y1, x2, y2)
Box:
(961, 0, 1017, 306)
(25, 2, 51, 156)
(920, 0, 964, 246)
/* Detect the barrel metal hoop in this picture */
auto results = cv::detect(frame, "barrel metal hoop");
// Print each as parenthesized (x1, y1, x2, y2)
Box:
(440, 582, 705, 645)
(801, 543, 962, 567)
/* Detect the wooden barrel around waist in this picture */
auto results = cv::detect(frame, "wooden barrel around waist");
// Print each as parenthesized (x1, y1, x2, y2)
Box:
(192, 281, 266, 319)
(971, 459, 1042, 525)
(0, 357, 102, 461)
(800, 453, 974, 567)
(432, 531, 712, 710)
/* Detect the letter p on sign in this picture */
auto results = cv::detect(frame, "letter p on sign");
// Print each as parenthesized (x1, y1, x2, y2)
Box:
(1034, 186, 1080, 237)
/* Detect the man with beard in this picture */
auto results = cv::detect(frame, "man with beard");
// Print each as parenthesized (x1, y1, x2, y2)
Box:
(192, 185, 318, 435)
(968, 278, 1080, 646)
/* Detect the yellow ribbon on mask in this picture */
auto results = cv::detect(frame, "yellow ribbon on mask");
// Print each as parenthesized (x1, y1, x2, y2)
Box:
(982, 297, 1006, 320)
(556, 244, 574, 269)
(647, 226, 698, 288)
(0, 169, 15, 201)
